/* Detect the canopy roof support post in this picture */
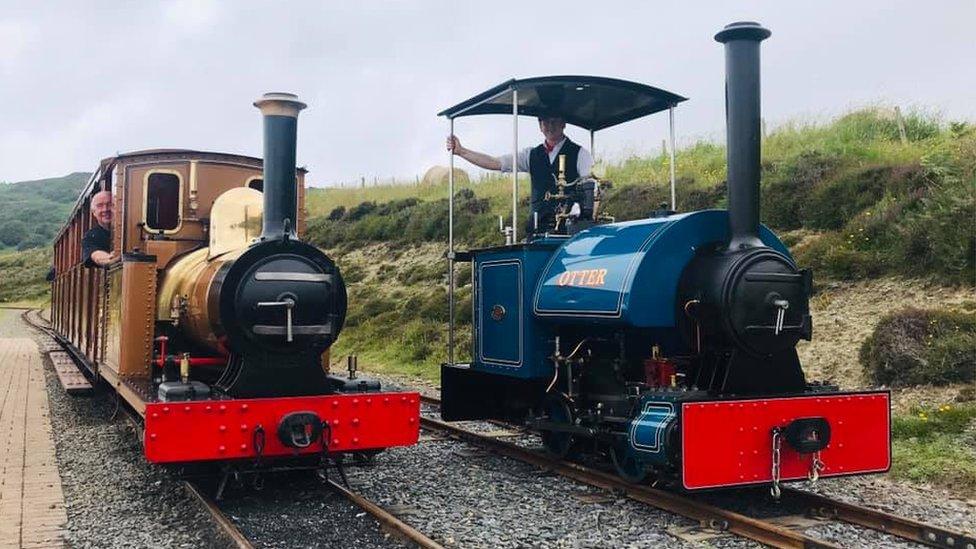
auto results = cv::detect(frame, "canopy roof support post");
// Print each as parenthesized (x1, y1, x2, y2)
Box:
(668, 104, 677, 211)
(447, 117, 455, 365)
(512, 89, 519, 242)
(589, 130, 595, 162)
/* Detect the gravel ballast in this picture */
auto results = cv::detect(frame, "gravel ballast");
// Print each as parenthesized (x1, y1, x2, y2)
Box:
(217, 472, 404, 549)
(34, 341, 232, 547)
(20, 305, 975, 549)
(24, 318, 404, 549)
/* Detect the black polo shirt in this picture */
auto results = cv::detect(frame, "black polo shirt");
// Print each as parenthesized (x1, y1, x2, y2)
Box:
(81, 225, 111, 268)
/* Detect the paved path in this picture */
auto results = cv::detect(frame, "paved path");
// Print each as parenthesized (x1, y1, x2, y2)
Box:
(0, 337, 66, 548)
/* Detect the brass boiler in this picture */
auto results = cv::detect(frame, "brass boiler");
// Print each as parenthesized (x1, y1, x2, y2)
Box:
(156, 187, 263, 353)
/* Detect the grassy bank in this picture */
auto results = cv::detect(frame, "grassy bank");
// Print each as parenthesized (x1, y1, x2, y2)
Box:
(891, 402, 976, 493)
(0, 248, 52, 305)
(307, 108, 975, 285)
(304, 108, 974, 383)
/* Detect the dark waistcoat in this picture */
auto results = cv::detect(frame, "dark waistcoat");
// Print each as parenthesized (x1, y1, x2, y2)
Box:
(528, 139, 581, 218)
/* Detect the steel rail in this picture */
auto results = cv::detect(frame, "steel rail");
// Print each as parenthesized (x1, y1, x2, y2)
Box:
(21, 309, 257, 549)
(782, 487, 975, 549)
(184, 481, 255, 549)
(325, 479, 445, 549)
(25, 310, 444, 549)
(420, 415, 837, 549)
(421, 395, 975, 549)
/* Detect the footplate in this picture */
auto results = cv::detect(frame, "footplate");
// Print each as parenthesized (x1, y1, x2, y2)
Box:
(681, 391, 890, 490)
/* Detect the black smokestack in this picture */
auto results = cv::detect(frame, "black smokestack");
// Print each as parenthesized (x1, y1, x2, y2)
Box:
(715, 21, 771, 251)
(253, 92, 306, 240)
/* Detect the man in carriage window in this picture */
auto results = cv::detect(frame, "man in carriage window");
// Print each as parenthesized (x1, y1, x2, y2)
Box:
(446, 111, 593, 233)
(82, 190, 116, 268)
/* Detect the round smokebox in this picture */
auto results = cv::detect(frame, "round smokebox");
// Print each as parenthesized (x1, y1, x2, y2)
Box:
(720, 248, 808, 357)
(217, 239, 347, 354)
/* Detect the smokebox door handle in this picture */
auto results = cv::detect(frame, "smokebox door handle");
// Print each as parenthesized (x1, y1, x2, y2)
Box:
(256, 299, 295, 342)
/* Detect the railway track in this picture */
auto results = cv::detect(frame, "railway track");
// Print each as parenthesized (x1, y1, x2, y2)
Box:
(21, 308, 444, 549)
(23, 308, 972, 548)
(418, 395, 975, 549)
(19, 309, 255, 548)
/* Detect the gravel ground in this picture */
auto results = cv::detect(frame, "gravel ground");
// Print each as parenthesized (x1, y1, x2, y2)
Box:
(18, 314, 407, 549)
(372, 369, 976, 547)
(802, 476, 976, 534)
(0, 307, 32, 337)
(344, 438, 710, 548)
(29, 330, 234, 548)
(217, 472, 404, 549)
(219, 369, 722, 548)
(19, 306, 973, 549)
(696, 485, 938, 548)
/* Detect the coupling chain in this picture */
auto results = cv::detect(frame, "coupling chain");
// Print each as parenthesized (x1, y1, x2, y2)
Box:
(253, 424, 266, 466)
(770, 427, 782, 499)
(808, 450, 825, 484)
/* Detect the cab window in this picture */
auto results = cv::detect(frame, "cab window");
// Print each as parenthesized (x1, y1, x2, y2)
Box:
(247, 177, 264, 191)
(145, 172, 181, 231)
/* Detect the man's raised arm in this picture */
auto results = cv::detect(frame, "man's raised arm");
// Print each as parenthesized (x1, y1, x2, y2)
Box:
(446, 135, 502, 171)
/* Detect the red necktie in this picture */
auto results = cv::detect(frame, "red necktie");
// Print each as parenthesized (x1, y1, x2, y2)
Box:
(544, 141, 555, 153)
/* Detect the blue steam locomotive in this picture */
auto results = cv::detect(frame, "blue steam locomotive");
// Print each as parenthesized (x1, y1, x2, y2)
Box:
(439, 22, 890, 491)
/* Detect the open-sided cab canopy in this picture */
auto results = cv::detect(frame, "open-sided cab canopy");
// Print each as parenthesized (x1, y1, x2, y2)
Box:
(438, 75, 686, 131)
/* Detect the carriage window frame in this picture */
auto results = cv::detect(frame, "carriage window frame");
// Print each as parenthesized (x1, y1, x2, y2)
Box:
(142, 169, 184, 234)
(245, 175, 264, 192)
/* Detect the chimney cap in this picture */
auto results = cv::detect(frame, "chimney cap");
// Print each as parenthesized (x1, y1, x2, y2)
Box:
(254, 92, 307, 118)
(715, 21, 771, 43)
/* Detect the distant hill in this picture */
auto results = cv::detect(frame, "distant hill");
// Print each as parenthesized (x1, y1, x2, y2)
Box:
(0, 172, 90, 251)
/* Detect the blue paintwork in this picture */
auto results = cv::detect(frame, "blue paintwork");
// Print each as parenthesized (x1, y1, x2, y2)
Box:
(533, 210, 791, 327)
(471, 240, 562, 379)
(627, 397, 678, 467)
(469, 210, 791, 379)
(478, 261, 521, 364)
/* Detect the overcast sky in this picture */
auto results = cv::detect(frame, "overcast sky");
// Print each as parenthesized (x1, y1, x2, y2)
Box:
(1, 0, 973, 185)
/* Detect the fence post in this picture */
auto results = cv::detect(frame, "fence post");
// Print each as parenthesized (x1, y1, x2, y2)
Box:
(894, 106, 908, 144)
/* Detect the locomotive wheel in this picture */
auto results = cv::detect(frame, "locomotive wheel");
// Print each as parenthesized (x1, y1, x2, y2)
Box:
(540, 395, 577, 459)
(610, 444, 649, 483)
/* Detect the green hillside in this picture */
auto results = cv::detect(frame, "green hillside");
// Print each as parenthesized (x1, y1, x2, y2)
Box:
(0, 172, 90, 251)
(298, 108, 976, 384)
(0, 172, 88, 304)
(307, 107, 975, 493)
(307, 108, 975, 285)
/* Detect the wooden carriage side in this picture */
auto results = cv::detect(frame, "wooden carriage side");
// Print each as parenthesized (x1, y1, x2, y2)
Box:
(50, 150, 309, 411)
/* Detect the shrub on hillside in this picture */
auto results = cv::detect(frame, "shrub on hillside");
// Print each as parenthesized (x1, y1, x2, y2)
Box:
(802, 164, 930, 230)
(0, 220, 28, 246)
(602, 177, 724, 220)
(0, 248, 51, 302)
(396, 261, 444, 285)
(860, 307, 976, 386)
(602, 184, 669, 221)
(789, 134, 976, 285)
(900, 180, 976, 281)
(681, 180, 726, 212)
(308, 189, 497, 249)
(327, 206, 346, 221)
(761, 150, 842, 230)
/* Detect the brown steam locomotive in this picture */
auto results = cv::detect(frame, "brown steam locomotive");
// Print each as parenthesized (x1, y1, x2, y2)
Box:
(49, 93, 420, 468)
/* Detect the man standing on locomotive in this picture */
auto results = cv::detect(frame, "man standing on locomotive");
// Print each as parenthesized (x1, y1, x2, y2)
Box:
(447, 112, 593, 233)
(82, 190, 116, 267)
